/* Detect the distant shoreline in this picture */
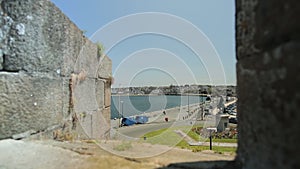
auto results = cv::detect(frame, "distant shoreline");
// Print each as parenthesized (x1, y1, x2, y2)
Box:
(111, 94, 209, 97)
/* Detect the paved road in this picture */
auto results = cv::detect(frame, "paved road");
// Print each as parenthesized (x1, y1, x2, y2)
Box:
(117, 120, 204, 139)
(113, 103, 206, 139)
(117, 122, 173, 138)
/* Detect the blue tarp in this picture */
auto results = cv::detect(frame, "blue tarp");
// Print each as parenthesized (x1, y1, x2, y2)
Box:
(135, 116, 149, 124)
(121, 116, 149, 126)
(121, 117, 136, 126)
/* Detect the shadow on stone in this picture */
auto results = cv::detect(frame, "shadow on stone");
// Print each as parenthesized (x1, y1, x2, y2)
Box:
(157, 160, 239, 169)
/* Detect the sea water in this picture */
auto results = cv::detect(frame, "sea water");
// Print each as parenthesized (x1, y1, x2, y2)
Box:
(111, 95, 206, 119)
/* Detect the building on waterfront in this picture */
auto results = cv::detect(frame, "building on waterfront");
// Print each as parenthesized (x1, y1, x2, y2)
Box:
(216, 114, 230, 132)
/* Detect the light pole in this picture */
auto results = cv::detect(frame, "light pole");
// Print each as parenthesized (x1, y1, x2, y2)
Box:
(201, 95, 204, 120)
(118, 84, 121, 128)
(121, 101, 124, 118)
(187, 93, 190, 113)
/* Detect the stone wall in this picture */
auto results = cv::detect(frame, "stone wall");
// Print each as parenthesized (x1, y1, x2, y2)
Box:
(236, 0, 300, 169)
(0, 0, 111, 140)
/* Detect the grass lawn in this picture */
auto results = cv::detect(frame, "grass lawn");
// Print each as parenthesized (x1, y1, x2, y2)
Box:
(180, 127, 238, 143)
(141, 127, 186, 146)
(209, 138, 237, 143)
(141, 126, 237, 154)
(176, 140, 237, 154)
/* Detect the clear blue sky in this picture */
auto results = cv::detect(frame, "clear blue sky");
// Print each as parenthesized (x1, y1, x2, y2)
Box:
(51, 0, 236, 87)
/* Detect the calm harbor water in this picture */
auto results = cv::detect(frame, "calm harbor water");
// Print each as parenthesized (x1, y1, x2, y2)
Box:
(111, 95, 206, 119)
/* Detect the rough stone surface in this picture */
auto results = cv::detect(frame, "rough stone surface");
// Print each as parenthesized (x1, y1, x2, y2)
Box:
(104, 81, 111, 108)
(0, 72, 68, 139)
(73, 39, 99, 78)
(95, 79, 105, 109)
(0, 0, 111, 140)
(102, 107, 111, 129)
(12, 129, 36, 140)
(254, 0, 300, 50)
(0, 53, 2, 70)
(97, 56, 112, 79)
(0, 0, 85, 76)
(73, 78, 98, 115)
(78, 108, 110, 140)
(236, 0, 300, 169)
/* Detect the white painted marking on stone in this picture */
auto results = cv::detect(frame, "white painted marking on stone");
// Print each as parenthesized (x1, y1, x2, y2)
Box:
(56, 69, 61, 74)
(16, 23, 25, 35)
(26, 15, 33, 20)
(4, 16, 14, 25)
(9, 37, 14, 42)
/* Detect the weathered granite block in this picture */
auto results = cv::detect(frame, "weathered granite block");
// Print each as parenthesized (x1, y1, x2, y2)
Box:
(0, 0, 111, 140)
(97, 56, 112, 79)
(94, 108, 110, 139)
(0, 51, 2, 70)
(72, 76, 111, 138)
(254, 0, 300, 50)
(237, 42, 300, 169)
(0, 72, 69, 139)
(104, 82, 111, 108)
(95, 79, 105, 109)
(236, 0, 300, 168)
(73, 40, 100, 78)
(103, 107, 111, 127)
(73, 78, 98, 114)
(0, 0, 85, 76)
(78, 109, 110, 140)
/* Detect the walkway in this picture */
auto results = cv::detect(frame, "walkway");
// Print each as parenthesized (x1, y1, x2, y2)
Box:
(174, 130, 237, 147)
(0, 139, 235, 169)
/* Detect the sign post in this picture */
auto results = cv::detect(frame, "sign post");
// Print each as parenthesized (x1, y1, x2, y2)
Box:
(206, 127, 217, 150)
